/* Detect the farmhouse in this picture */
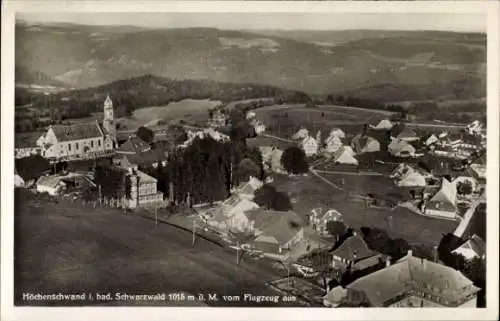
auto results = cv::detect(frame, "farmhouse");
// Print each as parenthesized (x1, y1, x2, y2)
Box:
(388, 139, 416, 158)
(328, 128, 346, 139)
(250, 119, 266, 135)
(115, 136, 151, 155)
(244, 209, 304, 258)
(330, 233, 382, 273)
(324, 135, 343, 154)
(371, 119, 393, 130)
(292, 128, 309, 141)
(425, 134, 440, 147)
(36, 96, 116, 160)
(332, 146, 359, 166)
(424, 178, 457, 219)
(341, 250, 480, 307)
(395, 166, 427, 188)
(350, 134, 380, 154)
(259, 146, 285, 173)
(451, 235, 485, 261)
(208, 109, 228, 128)
(391, 124, 419, 142)
(180, 128, 230, 148)
(301, 136, 319, 156)
(310, 208, 343, 236)
(115, 148, 168, 170)
(36, 175, 66, 196)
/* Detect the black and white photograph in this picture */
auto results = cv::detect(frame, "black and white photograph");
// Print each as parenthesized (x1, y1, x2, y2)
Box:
(1, 1, 499, 321)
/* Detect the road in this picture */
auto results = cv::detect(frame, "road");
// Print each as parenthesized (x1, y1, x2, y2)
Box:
(14, 193, 294, 307)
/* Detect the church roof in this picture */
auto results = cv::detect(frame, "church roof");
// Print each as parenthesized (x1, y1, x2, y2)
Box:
(50, 121, 103, 142)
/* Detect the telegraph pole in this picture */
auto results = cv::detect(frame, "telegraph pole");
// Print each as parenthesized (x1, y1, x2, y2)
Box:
(236, 241, 240, 265)
(155, 204, 158, 226)
(192, 219, 196, 246)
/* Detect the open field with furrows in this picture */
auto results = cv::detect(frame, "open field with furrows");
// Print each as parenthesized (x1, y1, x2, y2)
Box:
(254, 104, 392, 139)
(14, 189, 298, 307)
(271, 173, 458, 246)
(116, 99, 222, 130)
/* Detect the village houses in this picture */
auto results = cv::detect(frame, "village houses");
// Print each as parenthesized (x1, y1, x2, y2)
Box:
(309, 207, 343, 236)
(325, 250, 480, 307)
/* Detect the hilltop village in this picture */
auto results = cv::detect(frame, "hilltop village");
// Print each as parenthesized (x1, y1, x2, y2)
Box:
(15, 94, 487, 308)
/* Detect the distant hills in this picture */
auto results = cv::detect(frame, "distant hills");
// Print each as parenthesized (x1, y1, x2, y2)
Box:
(15, 23, 486, 102)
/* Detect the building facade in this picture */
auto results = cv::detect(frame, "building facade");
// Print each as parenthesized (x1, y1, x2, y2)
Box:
(127, 169, 165, 209)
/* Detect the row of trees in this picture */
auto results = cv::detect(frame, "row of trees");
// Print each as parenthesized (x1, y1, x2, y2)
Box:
(325, 95, 405, 113)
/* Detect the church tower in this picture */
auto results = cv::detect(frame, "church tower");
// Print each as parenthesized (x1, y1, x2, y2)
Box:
(103, 95, 117, 146)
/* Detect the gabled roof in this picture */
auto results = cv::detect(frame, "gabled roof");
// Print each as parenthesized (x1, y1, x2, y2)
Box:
(292, 128, 309, 140)
(429, 178, 457, 207)
(388, 139, 416, 155)
(236, 177, 263, 196)
(323, 286, 347, 305)
(453, 235, 485, 259)
(332, 146, 359, 165)
(372, 119, 394, 130)
(328, 128, 346, 139)
(37, 175, 65, 189)
(245, 209, 303, 244)
(347, 252, 479, 307)
(395, 126, 418, 140)
(116, 137, 151, 154)
(51, 121, 103, 142)
(351, 134, 379, 153)
(331, 234, 375, 262)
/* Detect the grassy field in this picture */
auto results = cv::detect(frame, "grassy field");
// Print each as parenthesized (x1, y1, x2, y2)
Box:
(116, 99, 221, 130)
(254, 104, 391, 139)
(270, 173, 457, 246)
(14, 189, 296, 307)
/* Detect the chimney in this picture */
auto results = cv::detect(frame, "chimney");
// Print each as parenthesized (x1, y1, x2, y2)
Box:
(385, 256, 391, 267)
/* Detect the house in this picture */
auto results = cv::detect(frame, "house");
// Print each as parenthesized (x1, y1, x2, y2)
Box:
(208, 109, 228, 128)
(391, 123, 419, 142)
(127, 168, 164, 209)
(232, 176, 264, 200)
(331, 146, 359, 166)
(425, 134, 440, 147)
(35, 96, 116, 160)
(310, 208, 343, 236)
(330, 233, 381, 273)
(292, 128, 309, 141)
(424, 178, 457, 219)
(451, 235, 485, 261)
(246, 111, 256, 120)
(180, 128, 230, 148)
(323, 135, 343, 154)
(395, 166, 427, 187)
(350, 134, 380, 154)
(301, 136, 319, 157)
(323, 286, 348, 307)
(115, 136, 151, 155)
(15, 132, 43, 159)
(115, 148, 168, 170)
(259, 147, 285, 173)
(250, 119, 266, 135)
(341, 250, 480, 307)
(328, 128, 346, 139)
(371, 119, 393, 130)
(469, 164, 486, 187)
(243, 209, 304, 258)
(388, 139, 416, 158)
(36, 175, 66, 196)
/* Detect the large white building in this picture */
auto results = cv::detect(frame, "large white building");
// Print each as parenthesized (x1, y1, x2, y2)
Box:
(34, 96, 117, 161)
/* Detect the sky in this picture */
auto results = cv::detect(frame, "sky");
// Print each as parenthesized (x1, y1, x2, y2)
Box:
(17, 12, 486, 32)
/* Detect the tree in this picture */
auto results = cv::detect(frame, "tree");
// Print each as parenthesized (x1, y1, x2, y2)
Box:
(136, 126, 155, 144)
(310, 249, 334, 290)
(230, 121, 253, 142)
(281, 146, 308, 174)
(15, 155, 51, 182)
(254, 184, 292, 211)
(326, 221, 347, 241)
(236, 158, 262, 183)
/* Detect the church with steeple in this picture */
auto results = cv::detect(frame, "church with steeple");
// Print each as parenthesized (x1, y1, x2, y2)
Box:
(32, 95, 118, 161)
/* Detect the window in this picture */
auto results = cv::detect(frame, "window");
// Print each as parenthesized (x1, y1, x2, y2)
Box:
(91, 140, 94, 148)
(68, 143, 71, 151)
(98, 139, 101, 147)
(76, 142, 79, 150)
